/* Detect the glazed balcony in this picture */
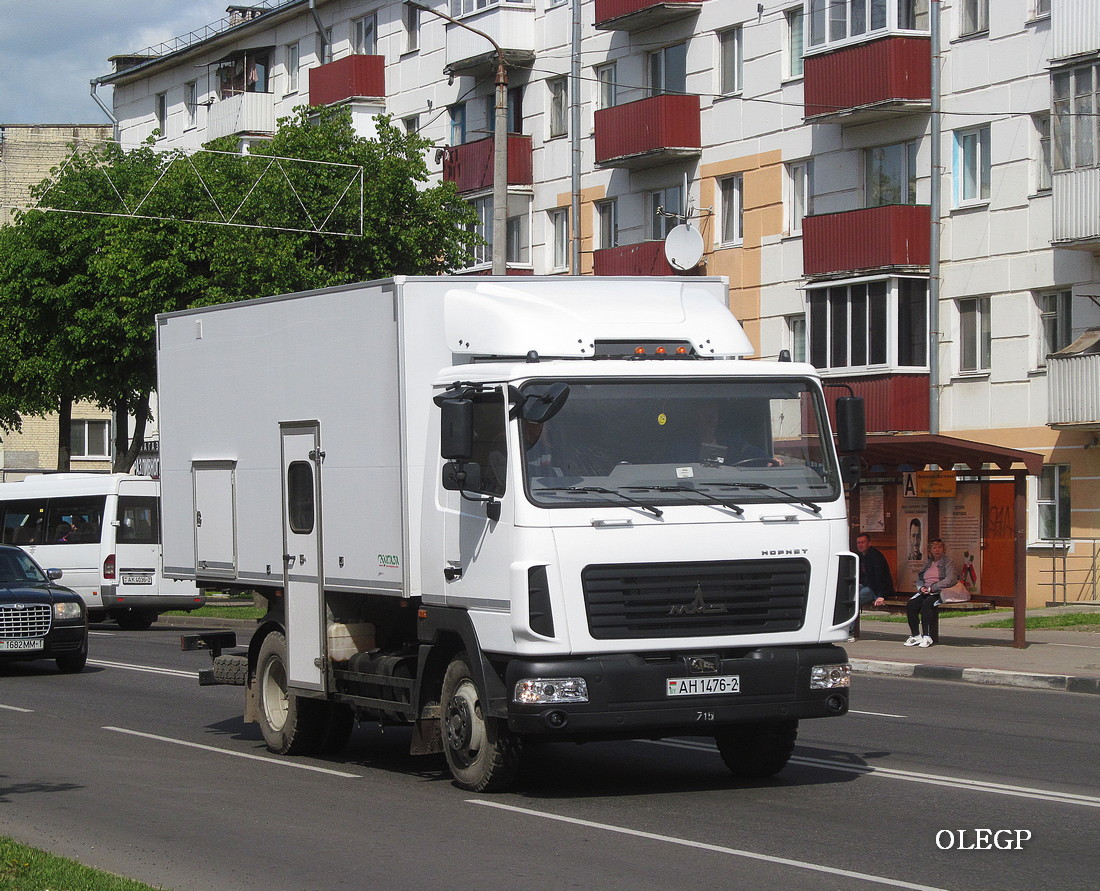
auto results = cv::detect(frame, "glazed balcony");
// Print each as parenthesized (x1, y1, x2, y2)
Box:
(594, 0, 706, 32)
(804, 36, 931, 124)
(593, 240, 700, 276)
(206, 91, 275, 141)
(442, 135, 533, 194)
(309, 55, 385, 106)
(803, 205, 930, 278)
(594, 94, 701, 169)
(823, 373, 930, 435)
(444, 5, 536, 74)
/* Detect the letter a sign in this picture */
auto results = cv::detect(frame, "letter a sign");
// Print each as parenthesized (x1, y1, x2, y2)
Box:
(903, 472, 917, 497)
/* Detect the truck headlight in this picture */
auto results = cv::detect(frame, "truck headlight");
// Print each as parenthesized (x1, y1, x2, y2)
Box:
(514, 677, 589, 704)
(53, 602, 83, 621)
(810, 663, 851, 689)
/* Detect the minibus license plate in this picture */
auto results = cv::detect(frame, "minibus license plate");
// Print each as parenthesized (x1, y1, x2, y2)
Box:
(0, 638, 44, 651)
(666, 675, 740, 696)
(121, 574, 153, 585)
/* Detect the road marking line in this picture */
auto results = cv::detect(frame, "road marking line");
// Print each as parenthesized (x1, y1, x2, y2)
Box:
(850, 709, 908, 718)
(644, 740, 1100, 808)
(89, 659, 195, 678)
(103, 726, 362, 778)
(468, 799, 948, 891)
(0, 703, 33, 713)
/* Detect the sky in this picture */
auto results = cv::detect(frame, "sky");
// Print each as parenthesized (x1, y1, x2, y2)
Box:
(0, 0, 241, 125)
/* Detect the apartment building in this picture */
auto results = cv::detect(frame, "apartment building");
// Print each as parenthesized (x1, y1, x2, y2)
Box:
(96, 0, 1100, 603)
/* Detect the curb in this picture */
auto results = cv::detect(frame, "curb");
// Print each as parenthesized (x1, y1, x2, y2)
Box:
(851, 659, 1100, 695)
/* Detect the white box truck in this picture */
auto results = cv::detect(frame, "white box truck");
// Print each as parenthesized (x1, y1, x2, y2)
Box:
(160, 276, 864, 791)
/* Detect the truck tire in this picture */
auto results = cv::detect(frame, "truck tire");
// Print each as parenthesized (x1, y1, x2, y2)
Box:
(255, 631, 324, 755)
(715, 720, 798, 778)
(441, 652, 521, 792)
(115, 609, 155, 631)
(212, 652, 248, 686)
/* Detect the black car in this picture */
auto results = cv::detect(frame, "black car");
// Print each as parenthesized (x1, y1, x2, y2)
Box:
(0, 544, 88, 673)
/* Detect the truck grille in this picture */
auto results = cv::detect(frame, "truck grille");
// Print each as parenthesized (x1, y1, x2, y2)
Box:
(0, 604, 52, 638)
(582, 559, 810, 640)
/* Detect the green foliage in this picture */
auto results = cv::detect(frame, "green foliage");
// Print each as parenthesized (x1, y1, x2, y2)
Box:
(0, 106, 478, 468)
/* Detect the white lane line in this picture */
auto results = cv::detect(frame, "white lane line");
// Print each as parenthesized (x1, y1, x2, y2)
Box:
(89, 659, 195, 678)
(850, 709, 908, 718)
(0, 703, 33, 713)
(468, 799, 948, 891)
(103, 727, 362, 778)
(646, 740, 1100, 809)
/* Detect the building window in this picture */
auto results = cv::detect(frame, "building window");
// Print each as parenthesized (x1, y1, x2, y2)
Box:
(1034, 113, 1052, 192)
(154, 92, 167, 136)
(1037, 465, 1071, 540)
(217, 49, 271, 97)
(71, 420, 111, 460)
(786, 7, 805, 78)
(649, 185, 683, 240)
(403, 3, 420, 53)
(958, 296, 991, 373)
(1034, 0, 1051, 18)
(449, 103, 467, 145)
(955, 125, 991, 204)
(354, 15, 378, 55)
(787, 314, 807, 362)
(719, 27, 743, 95)
(866, 140, 917, 206)
(403, 114, 420, 135)
(808, 0, 928, 49)
(787, 160, 814, 234)
(549, 77, 568, 138)
(596, 199, 618, 249)
(184, 81, 198, 129)
(719, 174, 744, 245)
(469, 194, 531, 267)
(451, 0, 527, 14)
(807, 278, 928, 372)
(596, 63, 617, 110)
(1052, 63, 1100, 171)
(284, 42, 299, 94)
(1038, 290, 1072, 365)
(550, 209, 569, 272)
(485, 89, 523, 135)
(959, 0, 988, 37)
(648, 42, 687, 97)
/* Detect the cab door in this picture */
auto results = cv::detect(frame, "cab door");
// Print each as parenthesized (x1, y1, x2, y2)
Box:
(280, 423, 326, 692)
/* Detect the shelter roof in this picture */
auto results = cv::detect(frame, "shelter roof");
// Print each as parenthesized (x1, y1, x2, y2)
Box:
(860, 433, 1043, 476)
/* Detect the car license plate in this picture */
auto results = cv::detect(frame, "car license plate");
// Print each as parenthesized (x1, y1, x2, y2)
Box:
(121, 574, 153, 585)
(666, 675, 740, 697)
(0, 638, 44, 652)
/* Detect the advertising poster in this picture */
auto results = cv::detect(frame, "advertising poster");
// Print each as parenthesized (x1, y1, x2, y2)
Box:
(938, 485, 982, 598)
(898, 500, 929, 591)
(859, 485, 885, 534)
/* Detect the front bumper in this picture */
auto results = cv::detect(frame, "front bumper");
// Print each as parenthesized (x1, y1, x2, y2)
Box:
(503, 645, 848, 741)
(0, 623, 87, 660)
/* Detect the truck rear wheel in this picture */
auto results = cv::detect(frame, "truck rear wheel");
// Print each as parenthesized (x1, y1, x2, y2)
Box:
(441, 652, 521, 792)
(255, 631, 323, 755)
(715, 720, 798, 778)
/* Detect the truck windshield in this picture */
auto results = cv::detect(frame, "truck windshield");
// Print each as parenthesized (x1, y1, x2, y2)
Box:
(519, 378, 841, 508)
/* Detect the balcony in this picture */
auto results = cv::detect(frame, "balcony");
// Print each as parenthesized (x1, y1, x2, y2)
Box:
(442, 135, 533, 194)
(804, 36, 931, 124)
(803, 205, 930, 278)
(1052, 167, 1100, 246)
(823, 373, 930, 435)
(594, 95, 701, 169)
(309, 55, 385, 107)
(1048, 330, 1100, 429)
(206, 91, 275, 142)
(594, 0, 706, 32)
(444, 5, 535, 74)
(593, 240, 701, 276)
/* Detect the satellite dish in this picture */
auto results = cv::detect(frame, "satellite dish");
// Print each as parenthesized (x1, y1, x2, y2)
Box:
(664, 223, 704, 271)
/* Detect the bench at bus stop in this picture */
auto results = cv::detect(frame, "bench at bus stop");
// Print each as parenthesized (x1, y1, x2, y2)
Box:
(857, 597, 996, 643)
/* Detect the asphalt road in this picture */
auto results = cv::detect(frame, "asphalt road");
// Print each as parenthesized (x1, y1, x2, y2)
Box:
(1, 623, 1098, 891)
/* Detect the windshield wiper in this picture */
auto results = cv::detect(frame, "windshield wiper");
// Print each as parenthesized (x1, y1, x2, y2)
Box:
(540, 486, 663, 518)
(625, 485, 744, 516)
(707, 482, 822, 514)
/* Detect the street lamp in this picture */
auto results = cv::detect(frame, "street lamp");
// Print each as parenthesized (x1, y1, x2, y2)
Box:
(408, 2, 509, 275)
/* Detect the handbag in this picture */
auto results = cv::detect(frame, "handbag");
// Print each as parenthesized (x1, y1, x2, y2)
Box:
(938, 580, 971, 603)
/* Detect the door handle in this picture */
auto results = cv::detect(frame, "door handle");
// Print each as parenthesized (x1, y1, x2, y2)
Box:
(283, 553, 296, 566)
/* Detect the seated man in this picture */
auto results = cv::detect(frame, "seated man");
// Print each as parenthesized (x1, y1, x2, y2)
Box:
(856, 532, 894, 608)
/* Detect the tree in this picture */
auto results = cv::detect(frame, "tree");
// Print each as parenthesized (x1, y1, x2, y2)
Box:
(0, 106, 478, 471)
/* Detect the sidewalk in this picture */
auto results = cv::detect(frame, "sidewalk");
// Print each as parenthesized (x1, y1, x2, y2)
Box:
(850, 606, 1100, 695)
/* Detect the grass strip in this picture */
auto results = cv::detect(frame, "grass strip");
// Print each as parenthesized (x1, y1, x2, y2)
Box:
(0, 836, 164, 891)
(976, 612, 1100, 630)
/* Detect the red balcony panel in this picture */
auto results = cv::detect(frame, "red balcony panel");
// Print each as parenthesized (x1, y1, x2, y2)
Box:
(593, 240, 703, 276)
(442, 136, 533, 194)
(309, 55, 386, 107)
(803, 205, 930, 277)
(825, 373, 930, 435)
(594, 0, 705, 31)
(594, 95, 701, 168)
(804, 36, 930, 120)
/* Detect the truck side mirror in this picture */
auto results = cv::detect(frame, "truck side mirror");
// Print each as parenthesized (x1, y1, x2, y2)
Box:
(442, 461, 483, 492)
(440, 398, 474, 460)
(835, 396, 866, 453)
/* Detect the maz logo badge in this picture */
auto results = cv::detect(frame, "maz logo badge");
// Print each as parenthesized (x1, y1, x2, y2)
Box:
(668, 585, 728, 617)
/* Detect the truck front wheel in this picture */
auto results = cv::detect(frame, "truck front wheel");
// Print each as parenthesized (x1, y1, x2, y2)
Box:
(255, 631, 323, 755)
(441, 652, 521, 792)
(715, 720, 798, 778)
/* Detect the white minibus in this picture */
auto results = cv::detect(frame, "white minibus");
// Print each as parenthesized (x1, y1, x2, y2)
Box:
(0, 473, 204, 629)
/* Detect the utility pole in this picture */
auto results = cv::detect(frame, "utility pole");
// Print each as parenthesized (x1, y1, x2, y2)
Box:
(409, 2, 508, 274)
